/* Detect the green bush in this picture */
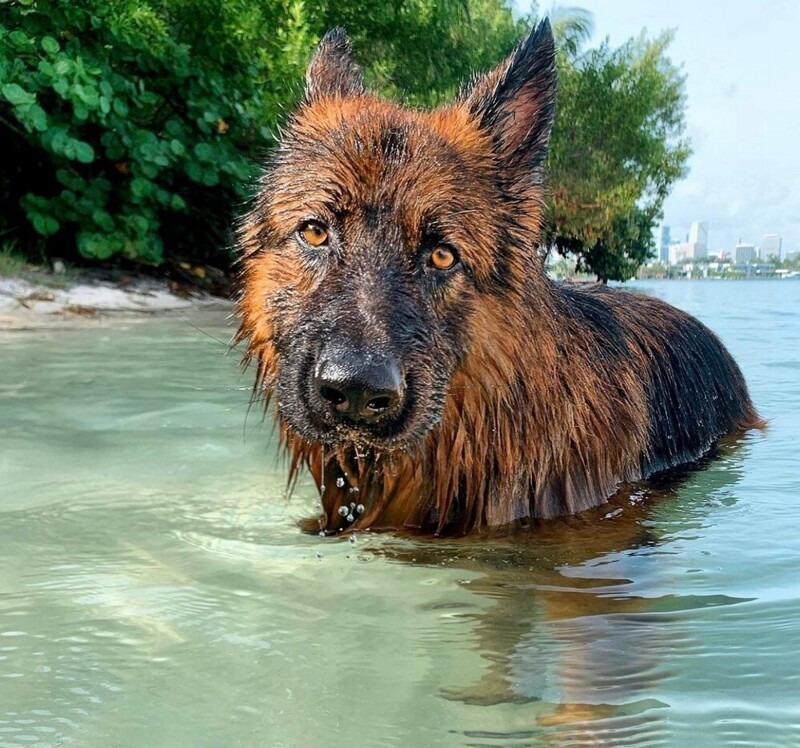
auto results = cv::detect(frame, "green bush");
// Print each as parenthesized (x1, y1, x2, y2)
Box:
(1, 2, 688, 282)
(0, 0, 322, 266)
(0, 0, 523, 268)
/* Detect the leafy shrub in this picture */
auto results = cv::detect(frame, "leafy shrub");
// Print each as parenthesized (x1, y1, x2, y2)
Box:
(1, 2, 688, 282)
(0, 0, 522, 268)
(1, 0, 303, 264)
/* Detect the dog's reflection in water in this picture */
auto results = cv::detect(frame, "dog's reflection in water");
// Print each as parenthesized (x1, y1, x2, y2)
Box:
(375, 440, 748, 742)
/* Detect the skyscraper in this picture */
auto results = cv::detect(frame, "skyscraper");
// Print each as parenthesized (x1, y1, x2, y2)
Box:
(760, 234, 782, 260)
(659, 225, 670, 262)
(734, 242, 756, 264)
(688, 221, 709, 259)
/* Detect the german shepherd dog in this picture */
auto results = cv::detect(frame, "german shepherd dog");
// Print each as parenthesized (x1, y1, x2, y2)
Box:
(236, 22, 762, 536)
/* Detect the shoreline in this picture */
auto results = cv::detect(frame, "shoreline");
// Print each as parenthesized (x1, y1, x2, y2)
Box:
(0, 271, 233, 332)
(3, 268, 794, 333)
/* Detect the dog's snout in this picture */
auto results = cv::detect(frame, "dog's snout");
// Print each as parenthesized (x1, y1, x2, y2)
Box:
(314, 355, 404, 423)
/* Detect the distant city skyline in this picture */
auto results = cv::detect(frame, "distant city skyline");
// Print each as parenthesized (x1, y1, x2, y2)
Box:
(513, 0, 800, 253)
(660, 221, 784, 260)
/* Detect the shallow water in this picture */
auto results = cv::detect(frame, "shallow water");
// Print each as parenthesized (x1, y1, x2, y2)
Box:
(0, 280, 798, 747)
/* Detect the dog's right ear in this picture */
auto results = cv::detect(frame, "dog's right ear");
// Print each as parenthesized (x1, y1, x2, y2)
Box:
(305, 28, 365, 100)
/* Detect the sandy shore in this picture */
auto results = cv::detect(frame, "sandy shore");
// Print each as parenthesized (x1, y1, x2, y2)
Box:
(0, 274, 233, 331)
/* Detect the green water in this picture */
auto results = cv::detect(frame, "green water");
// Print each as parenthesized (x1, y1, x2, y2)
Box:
(0, 280, 798, 747)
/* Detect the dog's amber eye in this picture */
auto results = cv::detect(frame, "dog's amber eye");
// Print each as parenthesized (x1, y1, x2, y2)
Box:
(298, 221, 329, 247)
(430, 245, 458, 271)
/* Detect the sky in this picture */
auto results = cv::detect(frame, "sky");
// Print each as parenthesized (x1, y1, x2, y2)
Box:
(514, 0, 800, 254)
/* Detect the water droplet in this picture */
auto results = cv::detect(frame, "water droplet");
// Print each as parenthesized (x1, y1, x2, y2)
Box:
(356, 504, 365, 515)
(337, 505, 349, 517)
(319, 531, 326, 537)
(336, 477, 345, 488)
(349, 486, 360, 493)
(346, 514, 354, 523)
(350, 502, 356, 509)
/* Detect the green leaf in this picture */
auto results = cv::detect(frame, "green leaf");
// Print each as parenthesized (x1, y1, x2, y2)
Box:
(193, 142, 215, 162)
(73, 100, 89, 121)
(9, 30, 29, 47)
(47, 128, 70, 156)
(52, 77, 69, 96)
(74, 84, 99, 108)
(138, 162, 158, 179)
(127, 214, 151, 236)
(54, 59, 72, 76)
(92, 210, 115, 232)
(78, 232, 119, 260)
(138, 91, 159, 106)
(73, 141, 95, 164)
(112, 98, 129, 117)
(170, 194, 186, 211)
(184, 161, 204, 183)
(201, 169, 219, 187)
(27, 104, 48, 132)
(2, 83, 35, 106)
(56, 168, 83, 190)
(138, 235, 164, 264)
(165, 120, 184, 138)
(130, 177, 152, 198)
(31, 213, 60, 236)
(41, 36, 59, 54)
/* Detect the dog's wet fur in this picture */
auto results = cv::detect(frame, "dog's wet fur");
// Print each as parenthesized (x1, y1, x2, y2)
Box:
(236, 23, 763, 536)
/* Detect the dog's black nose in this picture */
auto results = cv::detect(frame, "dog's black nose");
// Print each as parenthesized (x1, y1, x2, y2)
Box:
(314, 355, 404, 423)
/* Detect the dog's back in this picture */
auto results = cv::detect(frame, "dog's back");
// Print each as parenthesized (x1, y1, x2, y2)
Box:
(560, 283, 762, 477)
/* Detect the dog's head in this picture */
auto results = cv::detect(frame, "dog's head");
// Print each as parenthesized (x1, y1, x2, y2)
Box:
(238, 23, 556, 451)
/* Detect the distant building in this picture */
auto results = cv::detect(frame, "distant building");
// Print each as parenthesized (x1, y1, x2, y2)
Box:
(733, 242, 756, 264)
(666, 222, 707, 264)
(760, 234, 782, 260)
(683, 220, 708, 259)
(688, 221, 708, 254)
(659, 225, 671, 262)
(669, 241, 693, 263)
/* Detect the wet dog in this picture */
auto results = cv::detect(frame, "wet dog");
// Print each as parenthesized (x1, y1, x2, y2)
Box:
(236, 22, 762, 535)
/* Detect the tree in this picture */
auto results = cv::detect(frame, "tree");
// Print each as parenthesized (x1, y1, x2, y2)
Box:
(545, 22, 691, 282)
(0, 0, 524, 267)
(0, 1, 688, 279)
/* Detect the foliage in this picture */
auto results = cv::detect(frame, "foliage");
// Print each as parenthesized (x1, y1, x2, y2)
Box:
(0, 0, 688, 281)
(546, 27, 691, 282)
(0, 0, 522, 267)
(313, 0, 526, 105)
(0, 0, 304, 265)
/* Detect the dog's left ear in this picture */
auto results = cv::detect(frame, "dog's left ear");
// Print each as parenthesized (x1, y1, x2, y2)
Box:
(462, 20, 557, 185)
(305, 28, 365, 100)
